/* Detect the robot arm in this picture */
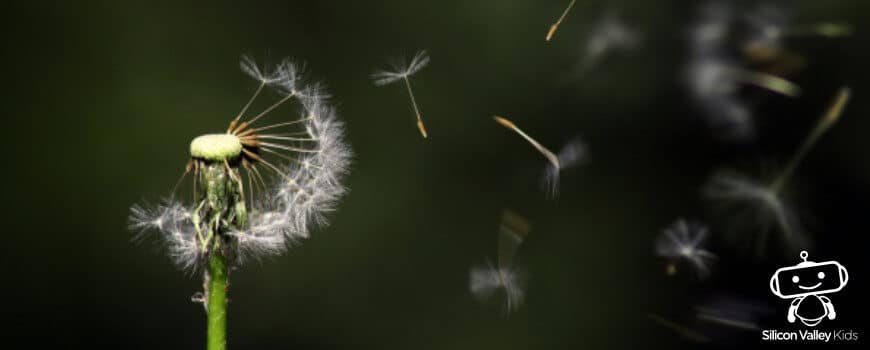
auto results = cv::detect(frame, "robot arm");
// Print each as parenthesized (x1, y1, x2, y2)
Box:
(820, 296, 836, 320)
(787, 297, 803, 323)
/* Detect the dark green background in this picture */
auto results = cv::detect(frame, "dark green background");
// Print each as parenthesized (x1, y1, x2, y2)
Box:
(2, 0, 868, 348)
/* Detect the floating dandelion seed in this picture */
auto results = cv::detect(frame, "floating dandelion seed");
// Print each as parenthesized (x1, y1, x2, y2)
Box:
(688, 58, 801, 99)
(494, 116, 585, 198)
(689, 2, 733, 55)
(542, 138, 586, 197)
(695, 295, 772, 331)
(470, 210, 530, 316)
(129, 55, 351, 349)
(742, 5, 853, 60)
(705, 170, 803, 256)
(705, 87, 851, 255)
(686, 57, 800, 140)
(577, 13, 640, 75)
(647, 313, 710, 343)
(791, 22, 854, 37)
(470, 262, 526, 315)
(372, 50, 431, 138)
(686, 2, 803, 141)
(546, 0, 576, 42)
(655, 219, 717, 279)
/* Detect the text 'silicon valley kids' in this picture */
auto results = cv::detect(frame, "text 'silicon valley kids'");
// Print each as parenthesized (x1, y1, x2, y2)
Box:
(769, 251, 849, 327)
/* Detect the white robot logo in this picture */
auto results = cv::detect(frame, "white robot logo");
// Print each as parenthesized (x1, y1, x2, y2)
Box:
(769, 251, 849, 327)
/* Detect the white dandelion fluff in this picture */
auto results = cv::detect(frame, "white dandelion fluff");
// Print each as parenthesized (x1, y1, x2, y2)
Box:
(689, 2, 733, 56)
(371, 50, 430, 86)
(577, 13, 641, 74)
(542, 138, 586, 198)
(655, 219, 717, 278)
(470, 210, 530, 316)
(130, 55, 352, 270)
(704, 87, 850, 256)
(741, 5, 853, 61)
(470, 262, 526, 315)
(372, 50, 430, 138)
(704, 170, 804, 256)
(686, 2, 801, 141)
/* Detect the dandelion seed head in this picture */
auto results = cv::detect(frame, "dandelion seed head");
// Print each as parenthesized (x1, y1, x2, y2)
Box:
(655, 219, 717, 278)
(371, 50, 430, 86)
(130, 55, 351, 270)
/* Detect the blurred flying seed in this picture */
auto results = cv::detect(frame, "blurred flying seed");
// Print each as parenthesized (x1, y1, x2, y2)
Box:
(498, 209, 530, 270)
(494, 116, 585, 197)
(695, 295, 773, 332)
(686, 3, 809, 141)
(546, 0, 576, 42)
(769, 86, 850, 193)
(647, 313, 710, 343)
(470, 210, 531, 316)
(809, 23, 854, 37)
(542, 138, 586, 198)
(697, 313, 759, 331)
(576, 13, 641, 75)
(494, 116, 560, 168)
(745, 6, 853, 56)
(655, 219, 717, 279)
(705, 87, 851, 255)
(732, 67, 801, 97)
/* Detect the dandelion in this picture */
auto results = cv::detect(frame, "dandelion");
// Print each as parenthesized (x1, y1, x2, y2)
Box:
(576, 13, 640, 74)
(372, 50, 431, 138)
(129, 55, 351, 350)
(546, 0, 576, 42)
(494, 116, 585, 198)
(655, 219, 717, 279)
(705, 87, 850, 256)
(470, 210, 530, 316)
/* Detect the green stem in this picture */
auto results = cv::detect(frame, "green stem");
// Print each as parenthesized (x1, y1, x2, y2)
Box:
(207, 248, 228, 350)
(197, 161, 247, 350)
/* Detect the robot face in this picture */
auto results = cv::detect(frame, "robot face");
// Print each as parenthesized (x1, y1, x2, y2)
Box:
(770, 256, 848, 299)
